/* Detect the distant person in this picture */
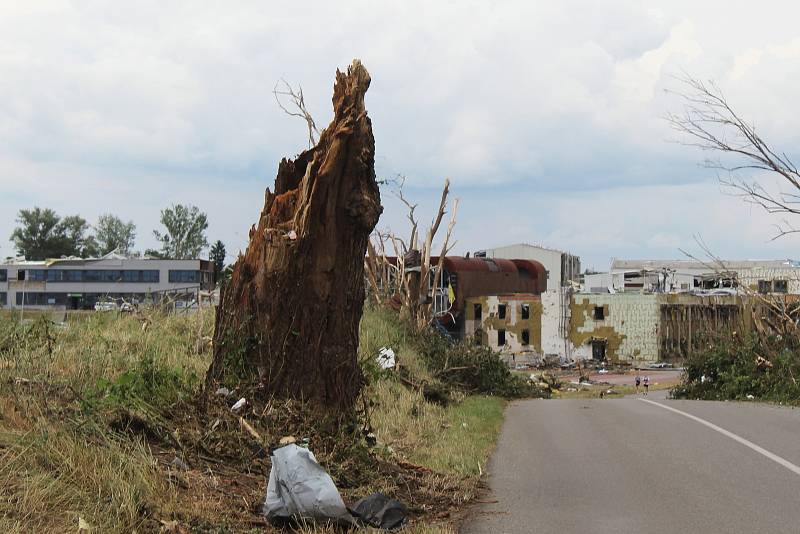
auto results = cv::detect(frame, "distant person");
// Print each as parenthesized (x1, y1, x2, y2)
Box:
(643, 375, 650, 395)
(634, 373, 641, 394)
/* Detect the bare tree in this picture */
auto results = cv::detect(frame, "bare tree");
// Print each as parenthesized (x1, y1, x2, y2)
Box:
(364, 176, 459, 330)
(667, 76, 800, 240)
(273, 79, 320, 148)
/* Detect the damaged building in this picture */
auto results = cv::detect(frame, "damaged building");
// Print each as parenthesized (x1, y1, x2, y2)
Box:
(375, 249, 800, 366)
(569, 259, 800, 364)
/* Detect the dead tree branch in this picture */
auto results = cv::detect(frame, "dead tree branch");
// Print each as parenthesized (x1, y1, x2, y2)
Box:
(273, 79, 320, 148)
(667, 76, 800, 240)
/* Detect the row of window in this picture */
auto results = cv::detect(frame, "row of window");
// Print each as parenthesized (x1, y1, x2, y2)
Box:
(168, 270, 201, 283)
(21, 269, 161, 283)
(473, 303, 531, 321)
(10, 269, 207, 284)
(758, 280, 788, 294)
(16, 292, 68, 306)
(476, 328, 532, 347)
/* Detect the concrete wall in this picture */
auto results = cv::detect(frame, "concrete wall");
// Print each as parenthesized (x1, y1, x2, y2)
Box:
(541, 289, 576, 359)
(569, 293, 661, 363)
(465, 295, 542, 357)
(738, 267, 800, 294)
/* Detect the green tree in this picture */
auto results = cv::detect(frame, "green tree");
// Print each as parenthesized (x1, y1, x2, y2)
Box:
(95, 214, 136, 255)
(150, 204, 209, 259)
(209, 240, 226, 282)
(10, 208, 97, 260)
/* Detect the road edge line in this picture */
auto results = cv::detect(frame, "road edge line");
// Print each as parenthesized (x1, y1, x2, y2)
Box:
(638, 398, 800, 477)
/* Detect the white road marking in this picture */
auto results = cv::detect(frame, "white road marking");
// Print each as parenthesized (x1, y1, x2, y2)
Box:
(638, 398, 800, 477)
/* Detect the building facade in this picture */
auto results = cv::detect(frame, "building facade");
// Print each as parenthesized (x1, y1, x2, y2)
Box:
(464, 294, 542, 357)
(475, 243, 580, 292)
(0, 255, 214, 310)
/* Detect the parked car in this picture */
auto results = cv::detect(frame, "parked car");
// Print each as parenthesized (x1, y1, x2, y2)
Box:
(94, 301, 117, 312)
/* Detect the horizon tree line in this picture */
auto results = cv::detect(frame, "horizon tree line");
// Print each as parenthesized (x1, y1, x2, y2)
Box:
(7, 204, 226, 272)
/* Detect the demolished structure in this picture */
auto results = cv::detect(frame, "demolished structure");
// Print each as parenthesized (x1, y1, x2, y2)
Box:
(374, 251, 800, 366)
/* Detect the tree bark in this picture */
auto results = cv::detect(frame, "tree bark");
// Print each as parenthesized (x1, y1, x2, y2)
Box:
(206, 60, 382, 413)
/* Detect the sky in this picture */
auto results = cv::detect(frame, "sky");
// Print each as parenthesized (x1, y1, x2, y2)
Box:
(2, 0, 800, 270)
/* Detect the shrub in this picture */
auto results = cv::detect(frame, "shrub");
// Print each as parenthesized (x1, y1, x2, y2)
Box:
(671, 332, 800, 404)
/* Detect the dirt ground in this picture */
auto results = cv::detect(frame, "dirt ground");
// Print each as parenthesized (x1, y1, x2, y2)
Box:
(561, 369, 683, 388)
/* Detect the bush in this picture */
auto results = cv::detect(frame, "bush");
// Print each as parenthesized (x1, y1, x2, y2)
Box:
(415, 325, 546, 398)
(671, 333, 800, 404)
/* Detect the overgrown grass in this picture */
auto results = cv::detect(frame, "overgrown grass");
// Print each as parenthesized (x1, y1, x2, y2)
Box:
(0, 424, 162, 533)
(0, 306, 510, 531)
(671, 333, 800, 404)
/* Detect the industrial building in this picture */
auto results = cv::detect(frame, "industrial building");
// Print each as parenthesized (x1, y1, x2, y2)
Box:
(435, 253, 800, 365)
(0, 252, 215, 310)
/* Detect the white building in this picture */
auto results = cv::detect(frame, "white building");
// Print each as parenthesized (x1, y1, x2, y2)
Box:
(475, 243, 580, 292)
(0, 253, 215, 310)
(475, 243, 581, 360)
(584, 259, 800, 294)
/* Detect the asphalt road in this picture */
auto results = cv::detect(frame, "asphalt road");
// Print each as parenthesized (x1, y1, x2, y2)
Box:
(462, 391, 800, 534)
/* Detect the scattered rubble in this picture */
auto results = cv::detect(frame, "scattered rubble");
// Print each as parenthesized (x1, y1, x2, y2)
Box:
(377, 347, 397, 370)
(231, 397, 247, 412)
(264, 443, 354, 525)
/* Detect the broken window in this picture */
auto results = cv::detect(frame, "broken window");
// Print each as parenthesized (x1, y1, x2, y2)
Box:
(594, 306, 605, 320)
(591, 340, 607, 361)
(521, 303, 530, 320)
(497, 329, 506, 346)
(474, 330, 483, 346)
(498, 304, 506, 319)
(521, 329, 530, 345)
(758, 280, 771, 294)
(774, 280, 788, 293)
(17, 270, 25, 281)
(474, 303, 482, 321)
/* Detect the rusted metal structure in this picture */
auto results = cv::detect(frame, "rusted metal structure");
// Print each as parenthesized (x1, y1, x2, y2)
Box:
(432, 257, 546, 336)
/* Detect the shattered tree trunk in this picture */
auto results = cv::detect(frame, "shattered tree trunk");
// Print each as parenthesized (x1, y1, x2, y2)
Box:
(206, 61, 382, 413)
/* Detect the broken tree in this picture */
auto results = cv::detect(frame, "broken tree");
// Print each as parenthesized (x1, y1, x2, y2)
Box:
(207, 60, 382, 413)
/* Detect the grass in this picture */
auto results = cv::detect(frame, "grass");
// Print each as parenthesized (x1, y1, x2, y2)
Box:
(407, 395, 504, 476)
(0, 305, 508, 532)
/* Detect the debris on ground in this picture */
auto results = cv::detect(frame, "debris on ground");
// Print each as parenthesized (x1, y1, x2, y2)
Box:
(351, 492, 408, 530)
(377, 347, 397, 370)
(263, 443, 354, 525)
(170, 456, 189, 471)
(231, 397, 247, 412)
(215, 387, 231, 397)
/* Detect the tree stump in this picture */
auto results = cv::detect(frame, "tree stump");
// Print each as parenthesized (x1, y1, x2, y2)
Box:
(206, 60, 382, 414)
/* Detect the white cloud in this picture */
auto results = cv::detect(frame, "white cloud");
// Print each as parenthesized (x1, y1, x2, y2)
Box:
(2, 0, 800, 266)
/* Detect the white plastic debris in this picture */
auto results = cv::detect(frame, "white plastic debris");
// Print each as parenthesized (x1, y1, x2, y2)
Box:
(231, 397, 247, 412)
(376, 347, 396, 370)
(746, 394, 755, 400)
(264, 443, 353, 523)
(215, 387, 231, 397)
